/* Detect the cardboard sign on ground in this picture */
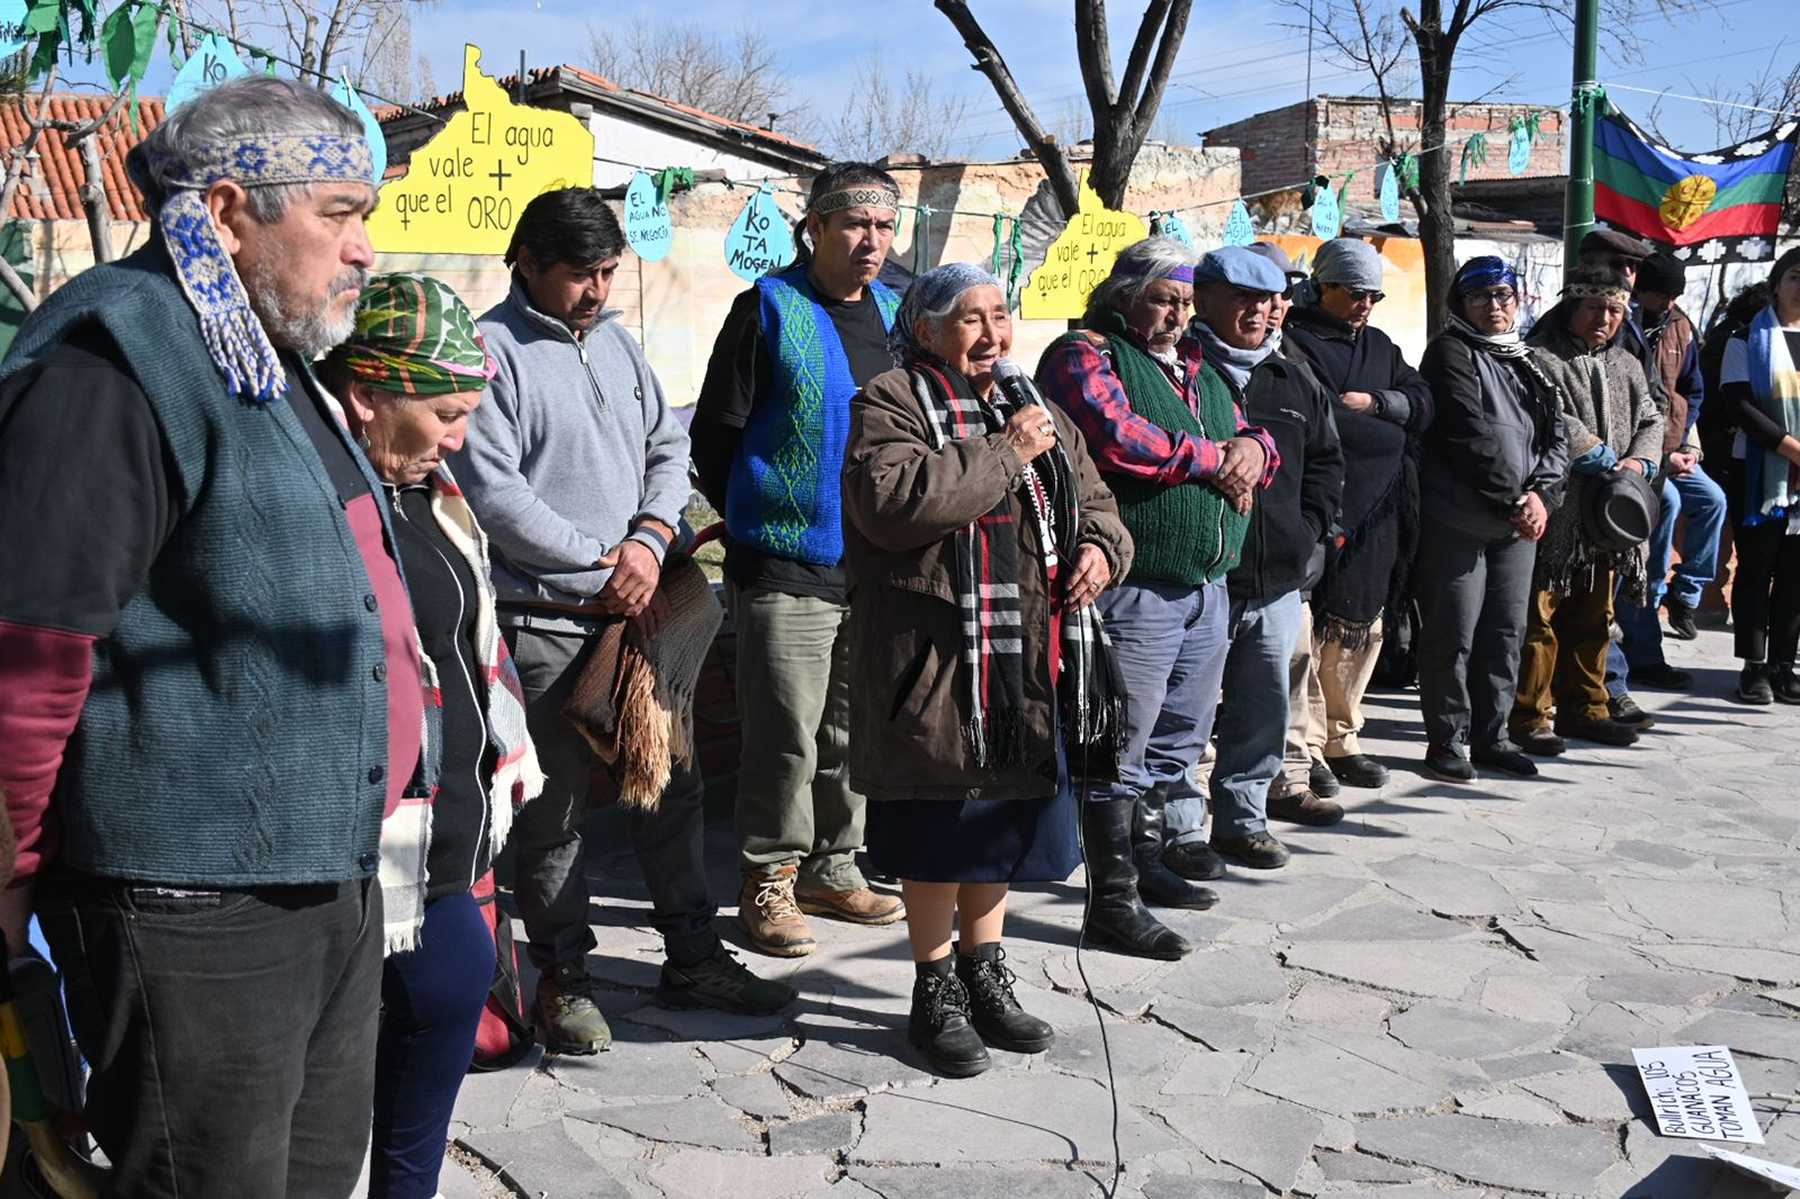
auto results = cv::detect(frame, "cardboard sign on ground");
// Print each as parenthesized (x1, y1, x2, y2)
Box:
(1700, 1145, 1800, 1190)
(1632, 1045, 1765, 1145)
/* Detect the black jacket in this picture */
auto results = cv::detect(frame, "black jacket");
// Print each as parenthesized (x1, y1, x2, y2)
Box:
(1418, 328, 1569, 541)
(1224, 351, 1346, 601)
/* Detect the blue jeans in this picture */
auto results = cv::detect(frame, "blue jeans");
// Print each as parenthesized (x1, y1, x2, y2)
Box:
(372, 889, 495, 1198)
(1095, 579, 1231, 846)
(1200, 591, 1304, 839)
(1664, 465, 1727, 610)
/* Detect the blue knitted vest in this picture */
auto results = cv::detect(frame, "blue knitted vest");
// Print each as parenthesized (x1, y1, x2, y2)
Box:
(725, 268, 899, 565)
(0, 244, 406, 886)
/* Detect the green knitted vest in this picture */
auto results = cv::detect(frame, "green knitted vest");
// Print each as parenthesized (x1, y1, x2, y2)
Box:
(1058, 322, 1248, 586)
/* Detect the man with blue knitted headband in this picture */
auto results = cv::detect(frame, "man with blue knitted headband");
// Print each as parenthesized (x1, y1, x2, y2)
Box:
(0, 77, 405, 1194)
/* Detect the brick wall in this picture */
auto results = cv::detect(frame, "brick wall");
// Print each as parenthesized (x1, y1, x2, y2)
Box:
(1208, 96, 1566, 197)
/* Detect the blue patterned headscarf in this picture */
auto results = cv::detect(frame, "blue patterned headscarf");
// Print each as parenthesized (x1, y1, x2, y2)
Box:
(1452, 255, 1520, 300)
(889, 262, 1004, 363)
(129, 133, 374, 402)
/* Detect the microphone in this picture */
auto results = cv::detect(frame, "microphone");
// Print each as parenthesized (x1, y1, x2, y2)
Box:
(991, 358, 1049, 430)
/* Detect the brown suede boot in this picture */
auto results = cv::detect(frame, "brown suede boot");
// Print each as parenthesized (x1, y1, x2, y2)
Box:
(738, 865, 817, 957)
(795, 882, 905, 926)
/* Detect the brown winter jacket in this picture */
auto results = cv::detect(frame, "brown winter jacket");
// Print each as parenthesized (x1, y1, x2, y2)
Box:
(1650, 304, 1697, 458)
(841, 366, 1133, 804)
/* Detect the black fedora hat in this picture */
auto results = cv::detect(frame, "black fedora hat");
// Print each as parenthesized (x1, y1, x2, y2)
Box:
(1581, 467, 1656, 553)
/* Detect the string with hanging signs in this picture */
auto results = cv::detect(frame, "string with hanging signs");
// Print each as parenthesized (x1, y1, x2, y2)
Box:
(723, 183, 794, 282)
(624, 171, 673, 262)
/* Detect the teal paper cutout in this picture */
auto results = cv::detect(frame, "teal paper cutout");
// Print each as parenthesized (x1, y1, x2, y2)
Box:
(1160, 211, 1195, 249)
(1310, 183, 1341, 240)
(1223, 201, 1254, 247)
(1379, 165, 1400, 223)
(1507, 118, 1533, 175)
(0, 0, 30, 57)
(724, 184, 793, 281)
(329, 75, 387, 185)
(167, 33, 249, 113)
(624, 171, 673, 262)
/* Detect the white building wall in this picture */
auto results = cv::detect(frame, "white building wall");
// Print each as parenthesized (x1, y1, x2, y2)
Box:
(587, 111, 797, 189)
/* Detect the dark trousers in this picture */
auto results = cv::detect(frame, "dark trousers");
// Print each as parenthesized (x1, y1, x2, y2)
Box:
(1417, 523, 1536, 754)
(371, 890, 494, 1198)
(504, 624, 719, 972)
(1732, 519, 1800, 663)
(36, 875, 382, 1199)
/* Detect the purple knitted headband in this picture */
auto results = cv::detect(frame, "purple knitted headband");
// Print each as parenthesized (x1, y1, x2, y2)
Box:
(1113, 261, 1195, 284)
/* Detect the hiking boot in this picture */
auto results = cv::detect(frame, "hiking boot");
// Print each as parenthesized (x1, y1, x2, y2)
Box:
(795, 883, 905, 926)
(1307, 758, 1342, 798)
(1210, 830, 1290, 870)
(1630, 664, 1693, 690)
(1738, 663, 1775, 705)
(1514, 726, 1567, 756)
(1327, 754, 1389, 789)
(1664, 599, 1699, 640)
(535, 967, 613, 1055)
(1266, 788, 1345, 826)
(1608, 694, 1656, 727)
(1770, 662, 1800, 705)
(657, 948, 797, 1016)
(1424, 745, 1475, 783)
(1471, 745, 1539, 778)
(909, 958, 990, 1077)
(1555, 714, 1640, 747)
(1160, 839, 1226, 882)
(738, 867, 817, 958)
(954, 942, 1054, 1054)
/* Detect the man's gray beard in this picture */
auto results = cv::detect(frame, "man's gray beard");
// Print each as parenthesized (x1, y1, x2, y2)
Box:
(244, 257, 366, 358)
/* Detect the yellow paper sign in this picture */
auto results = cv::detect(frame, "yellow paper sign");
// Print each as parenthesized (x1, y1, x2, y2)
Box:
(1020, 175, 1149, 320)
(368, 45, 596, 254)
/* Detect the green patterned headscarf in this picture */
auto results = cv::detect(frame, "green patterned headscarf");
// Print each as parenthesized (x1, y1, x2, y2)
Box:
(332, 273, 497, 396)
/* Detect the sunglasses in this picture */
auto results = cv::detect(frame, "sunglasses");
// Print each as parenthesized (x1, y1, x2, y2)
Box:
(1337, 286, 1386, 304)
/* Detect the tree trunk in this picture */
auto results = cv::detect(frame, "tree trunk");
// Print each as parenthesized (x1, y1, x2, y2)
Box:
(78, 135, 114, 265)
(1413, 28, 1455, 337)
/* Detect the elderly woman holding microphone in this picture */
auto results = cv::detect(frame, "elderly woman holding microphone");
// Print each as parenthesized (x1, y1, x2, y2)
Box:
(842, 263, 1132, 1079)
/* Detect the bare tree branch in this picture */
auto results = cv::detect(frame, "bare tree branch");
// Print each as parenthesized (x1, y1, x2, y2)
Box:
(1116, 0, 1173, 117)
(584, 20, 794, 127)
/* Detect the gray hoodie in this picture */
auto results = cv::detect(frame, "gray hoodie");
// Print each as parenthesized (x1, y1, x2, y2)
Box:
(452, 278, 691, 605)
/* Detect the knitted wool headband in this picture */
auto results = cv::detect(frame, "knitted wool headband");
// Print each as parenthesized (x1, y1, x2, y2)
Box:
(140, 132, 375, 403)
(811, 186, 901, 216)
(331, 273, 497, 397)
(1113, 261, 1195, 284)
(1564, 281, 1632, 305)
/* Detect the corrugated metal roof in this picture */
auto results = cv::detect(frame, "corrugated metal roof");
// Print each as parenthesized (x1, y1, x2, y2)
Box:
(0, 94, 165, 222)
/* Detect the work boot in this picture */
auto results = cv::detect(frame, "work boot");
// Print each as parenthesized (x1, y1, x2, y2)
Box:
(1133, 785, 1220, 907)
(1423, 745, 1475, 783)
(1738, 662, 1774, 705)
(1266, 788, 1344, 826)
(1079, 797, 1194, 960)
(1472, 745, 1539, 778)
(536, 964, 613, 1055)
(954, 942, 1054, 1054)
(1327, 753, 1389, 789)
(1307, 758, 1342, 798)
(1664, 599, 1699, 640)
(1210, 830, 1290, 870)
(1771, 662, 1800, 705)
(795, 881, 905, 926)
(657, 948, 797, 1016)
(1514, 725, 1567, 756)
(738, 866, 817, 957)
(1162, 840, 1226, 882)
(1554, 714, 1640, 747)
(1608, 694, 1656, 727)
(909, 957, 989, 1078)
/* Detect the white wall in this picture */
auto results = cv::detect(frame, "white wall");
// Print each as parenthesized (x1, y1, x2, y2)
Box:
(588, 111, 796, 190)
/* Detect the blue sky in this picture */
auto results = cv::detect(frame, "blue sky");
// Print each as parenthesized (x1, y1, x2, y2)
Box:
(98, 0, 1800, 158)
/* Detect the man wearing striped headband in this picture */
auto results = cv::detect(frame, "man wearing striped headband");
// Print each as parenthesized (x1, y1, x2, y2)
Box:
(0, 77, 409, 1194)
(691, 162, 908, 956)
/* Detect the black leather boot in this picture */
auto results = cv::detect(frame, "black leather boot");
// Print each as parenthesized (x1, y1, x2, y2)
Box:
(908, 957, 990, 1077)
(1133, 785, 1220, 908)
(1080, 798, 1193, 960)
(955, 941, 1054, 1053)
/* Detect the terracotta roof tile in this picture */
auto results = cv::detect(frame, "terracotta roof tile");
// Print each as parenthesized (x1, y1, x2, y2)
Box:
(0, 94, 165, 222)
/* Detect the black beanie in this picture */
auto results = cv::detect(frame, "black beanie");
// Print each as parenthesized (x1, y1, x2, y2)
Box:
(1638, 252, 1686, 296)
(1770, 245, 1800, 293)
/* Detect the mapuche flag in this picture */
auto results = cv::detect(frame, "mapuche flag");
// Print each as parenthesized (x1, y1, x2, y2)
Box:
(1595, 107, 1798, 266)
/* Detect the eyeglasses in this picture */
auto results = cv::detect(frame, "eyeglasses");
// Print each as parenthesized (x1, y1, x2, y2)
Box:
(1468, 288, 1518, 307)
(1334, 286, 1385, 304)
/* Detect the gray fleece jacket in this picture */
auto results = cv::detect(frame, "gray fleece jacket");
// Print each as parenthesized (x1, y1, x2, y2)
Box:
(453, 278, 691, 605)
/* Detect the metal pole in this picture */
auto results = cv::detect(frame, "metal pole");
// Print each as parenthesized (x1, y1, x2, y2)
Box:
(1562, 0, 1600, 277)
(1305, 0, 1315, 101)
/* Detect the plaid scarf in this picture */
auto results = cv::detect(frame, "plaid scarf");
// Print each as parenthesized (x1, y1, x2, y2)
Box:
(907, 362, 1123, 771)
(375, 469, 544, 955)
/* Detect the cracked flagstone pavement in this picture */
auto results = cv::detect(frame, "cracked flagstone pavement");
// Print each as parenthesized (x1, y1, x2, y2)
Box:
(361, 627, 1800, 1198)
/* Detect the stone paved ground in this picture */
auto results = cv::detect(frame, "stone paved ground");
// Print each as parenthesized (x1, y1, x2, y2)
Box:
(416, 624, 1799, 1198)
